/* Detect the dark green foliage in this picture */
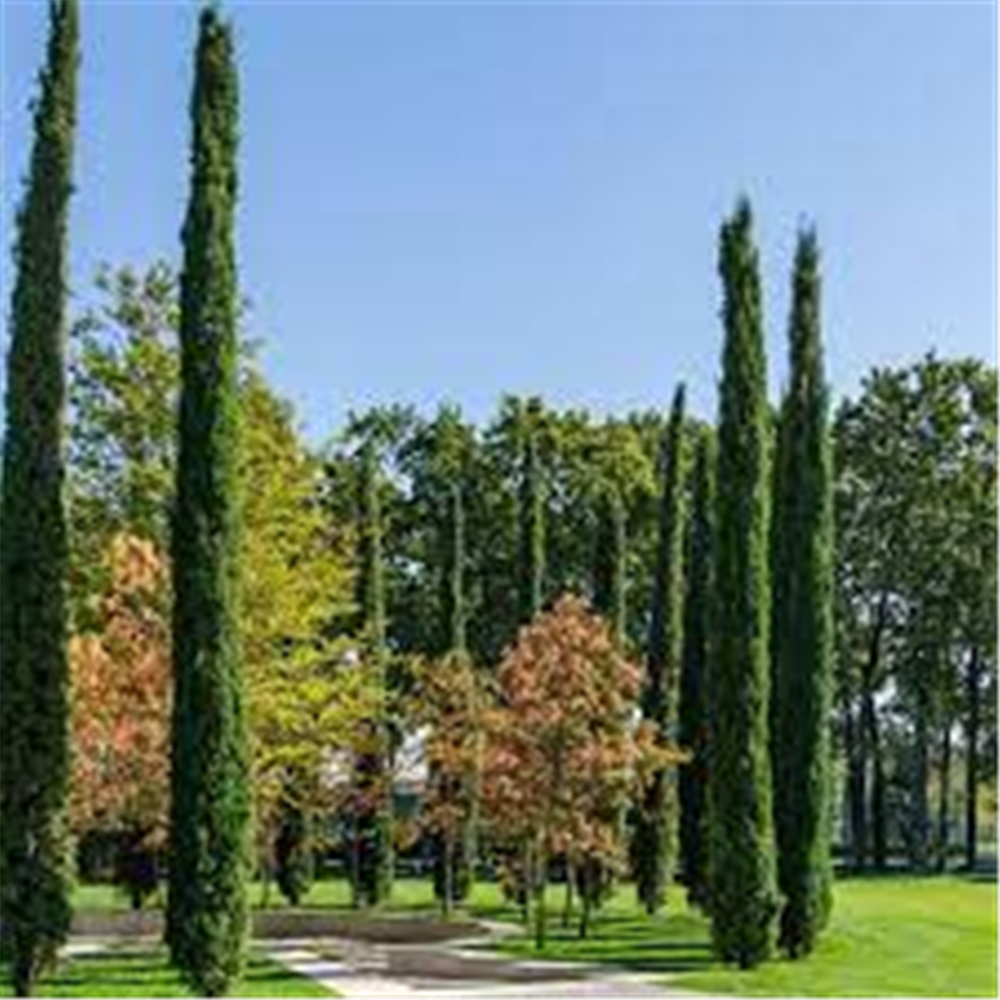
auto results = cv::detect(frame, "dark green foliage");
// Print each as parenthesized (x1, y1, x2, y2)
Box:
(351, 443, 393, 907)
(593, 486, 627, 647)
(678, 430, 714, 911)
(442, 481, 467, 656)
(633, 384, 687, 915)
(275, 800, 314, 908)
(517, 398, 546, 624)
(0, 1, 78, 993)
(709, 199, 778, 967)
(432, 480, 476, 906)
(166, 9, 251, 995)
(770, 229, 835, 956)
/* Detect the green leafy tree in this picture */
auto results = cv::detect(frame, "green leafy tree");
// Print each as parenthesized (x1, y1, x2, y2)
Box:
(770, 230, 835, 956)
(166, 10, 250, 995)
(709, 199, 777, 967)
(633, 385, 687, 915)
(0, 1, 79, 993)
(678, 429, 714, 910)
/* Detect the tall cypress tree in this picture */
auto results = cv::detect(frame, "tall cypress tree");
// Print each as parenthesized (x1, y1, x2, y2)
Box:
(442, 479, 467, 656)
(709, 199, 777, 968)
(770, 229, 834, 957)
(0, 2, 78, 993)
(633, 384, 687, 915)
(593, 485, 627, 647)
(432, 475, 476, 905)
(678, 429, 714, 911)
(352, 442, 393, 906)
(517, 398, 545, 625)
(166, 10, 250, 995)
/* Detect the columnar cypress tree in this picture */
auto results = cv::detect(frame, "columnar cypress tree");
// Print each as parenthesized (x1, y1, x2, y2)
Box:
(165, 6, 248, 992)
(517, 398, 545, 624)
(0, 2, 78, 993)
(593, 485, 627, 647)
(442, 480, 467, 656)
(633, 384, 687, 915)
(678, 430, 714, 911)
(432, 477, 476, 904)
(709, 199, 777, 968)
(352, 442, 393, 906)
(166, 9, 250, 996)
(770, 229, 834, 957)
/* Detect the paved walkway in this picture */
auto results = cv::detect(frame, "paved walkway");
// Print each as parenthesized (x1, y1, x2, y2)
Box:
(265, 936, 683, 997)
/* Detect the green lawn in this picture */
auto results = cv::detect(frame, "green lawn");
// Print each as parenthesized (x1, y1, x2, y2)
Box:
(0, 949, 333, 998)
(492, 875, 998, 998)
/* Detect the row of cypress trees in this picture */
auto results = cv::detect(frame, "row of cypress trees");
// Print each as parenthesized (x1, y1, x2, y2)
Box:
(0, 3, 832, 991)
(665, 201, 834, 967)
(0, 4, 251, 995)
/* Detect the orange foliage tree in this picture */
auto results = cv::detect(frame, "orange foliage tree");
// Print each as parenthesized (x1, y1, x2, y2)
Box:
(481, 594, 680, 946)
(70, 533, 170, 905)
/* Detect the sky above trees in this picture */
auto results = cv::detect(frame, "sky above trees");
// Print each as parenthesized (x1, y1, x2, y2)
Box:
(1, 1, 994, 437)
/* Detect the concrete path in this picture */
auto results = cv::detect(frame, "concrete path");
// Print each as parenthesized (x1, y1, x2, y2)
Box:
(265, 937, 683, 997)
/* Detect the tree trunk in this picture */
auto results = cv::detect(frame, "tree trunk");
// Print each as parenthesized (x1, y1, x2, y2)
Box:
(937, 721, 952, 872)
(533, 843, 548, 951)
(910, 686, 932, 871)
(442, 835, 454, 919)
(561, 858, 575, 928)
(844, 701, 868, 870)
(965, 646, 982, 871)
(862, 592, 889, 870)
(861, 687, 887, 870)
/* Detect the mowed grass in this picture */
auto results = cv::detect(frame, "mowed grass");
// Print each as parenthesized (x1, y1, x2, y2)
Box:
(493, 875, 998, 998)
(69, 874, 996, 997)
(0, 949, 333, 998)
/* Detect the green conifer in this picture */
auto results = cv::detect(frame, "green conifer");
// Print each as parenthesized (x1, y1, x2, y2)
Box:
(166, 9, 251, 994)
(708, 199, 778, 967)
(771, 229, 835, 956)
(0, 2, 79, 992)
(633, 385, 687, 915)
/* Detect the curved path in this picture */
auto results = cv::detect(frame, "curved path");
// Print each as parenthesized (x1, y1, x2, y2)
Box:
(265, 933, 694, 997)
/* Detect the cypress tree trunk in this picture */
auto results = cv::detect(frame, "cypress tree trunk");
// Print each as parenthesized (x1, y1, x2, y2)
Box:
(518, 398, 545, 625)
(770, 229, 835, 957)
(166, 10, 250, 996)
(965, 646, 982, 870)
(708, 200, 777, 968)
(0, 3, 78, 993)
(593, 485, 627, 646)
(352, 442, 393, 907)
(634, 385, 687, 915)
(678, 430, 714, 911)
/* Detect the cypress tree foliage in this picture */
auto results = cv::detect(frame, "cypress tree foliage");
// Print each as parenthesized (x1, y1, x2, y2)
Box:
(517, 398, 546, 624)
(770, 229, 835, 957)
(351, 442, 393, 907)
(442, 480, 467, 656)
(709, 198, 777, 968)
(633, 384, 687, 915)
(678, 429, 715, 911)
(432, 477, 476, 905)
(166, 9, 250, 995)
(0, 2, 78, 992)
(593, 485, 627, 647)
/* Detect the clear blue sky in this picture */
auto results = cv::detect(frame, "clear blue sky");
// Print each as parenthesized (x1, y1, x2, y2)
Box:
(2, 1, 996, 439)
